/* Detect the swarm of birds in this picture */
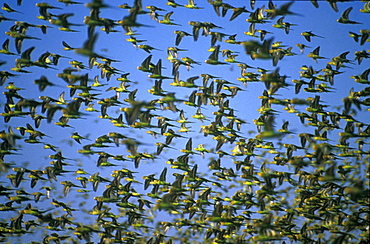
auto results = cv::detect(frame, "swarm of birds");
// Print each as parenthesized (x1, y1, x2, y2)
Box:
(0, 0, 369, 243)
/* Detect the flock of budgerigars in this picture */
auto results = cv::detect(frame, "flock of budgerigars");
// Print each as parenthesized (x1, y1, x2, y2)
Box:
(0, 0, 369, 243)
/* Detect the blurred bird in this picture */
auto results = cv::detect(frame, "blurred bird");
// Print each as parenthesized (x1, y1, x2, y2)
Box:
(49, 13, 82, 32)
(337, 7, 362, 24)
(230, 7, 250, 21)
(296, 43, 310, 54)
(167, 0, 183, 8)
(205, 45, 227, 65)
(265, 1, 299, 18)
(58, 0, 83, 5)
(61, 181, 80, 197)
(36, 2, 62, 20)
(247, 6, 267, 23)
(351, 68, 370, 84)
(188, 21, 202, 41)
(6, 27, 41, 54)
(117, 0, 151, 32)
(174, 30, 192, 46)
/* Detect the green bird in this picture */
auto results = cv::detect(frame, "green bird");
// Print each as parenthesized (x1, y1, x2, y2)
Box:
(205, 45, 227, 65)
(167, 0, 183, 8)
(49, 13, 82, 31)
(217, 3, 234, 17)
(171, 72, 199, 88)
(106, 132, 126, 146)
(0, 39, 16, 55)
(7, 167, 27, 187)
(126, 35, 146, 48)
(6, 27, 41, 54)
(224, 34, 241, 45)
(89, 172, 110, 191)
(2, 3, 23, 13)
(85, 0, 110, 10)
(163, 128, 185, 145)
(71, 132, 89, 144)
(182, 90, 198, 107)
(209, 31, 229, 46)
(14, 21, 37, 33)
(121, 102, 146, 126)
(244, 23, 257, 37)
(158, 92, 183, 112)
(201, 21, 222, 36)
(137, 54, 154, 72)
(192, 107, 208, 121)
(208, 0, 224, 17)
(330, 51, 352, 70)
(326, 0, 346, 12)
(181, 56, 200, 71)
(117, 0, 151, 32)
(74, 33, 102, 60)
(194, 144, 209, 158)
(146, 5, 166, 13)
(247, 6, 267, 24)
(337, 7, 362, 24)
(148, 79, 165, 96)
(167, 46, 187, 61)
(61, 181, 80, 197)
(62, 41, 76, 51)
(359, 29, 370, 45)
(265, 1, 299, 18)
(184, 0, 203, 9)
(272, 16, 296, 34)
(301, 31, 323, 42)
(188, 21, 202, 41)
(4, 81, 24, 92)
(360, 1, 370, 13)
(252, 38, 274, 60)
(36, 2, 62, 20)
(230, 7, 250, 21)
(351, 68, 370, 84)
(0, 14, 15, 23)
(138, 44, 161, 53)
(180, 138, 197, 154)
(17, 123, 46, 141)
(84, 5, 116, 35)
(307, 46, 327, 63)
(34, 76, 55, 91)
(148, 59, 172, 79)
(106, 81, 130, 98)
(158, 11, 180, 25)
(155, 142, 175, 156)
(296, 43, 310, 54)
(58, 0, 83, 6)
(174, 30, 192, 46)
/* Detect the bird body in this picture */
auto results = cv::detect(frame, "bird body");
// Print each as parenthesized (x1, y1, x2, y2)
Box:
(301, 31, 323, 42)
(337, 7, 362, 24)
(205, 45, 228, 65)
(307, 46, 327, 63)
